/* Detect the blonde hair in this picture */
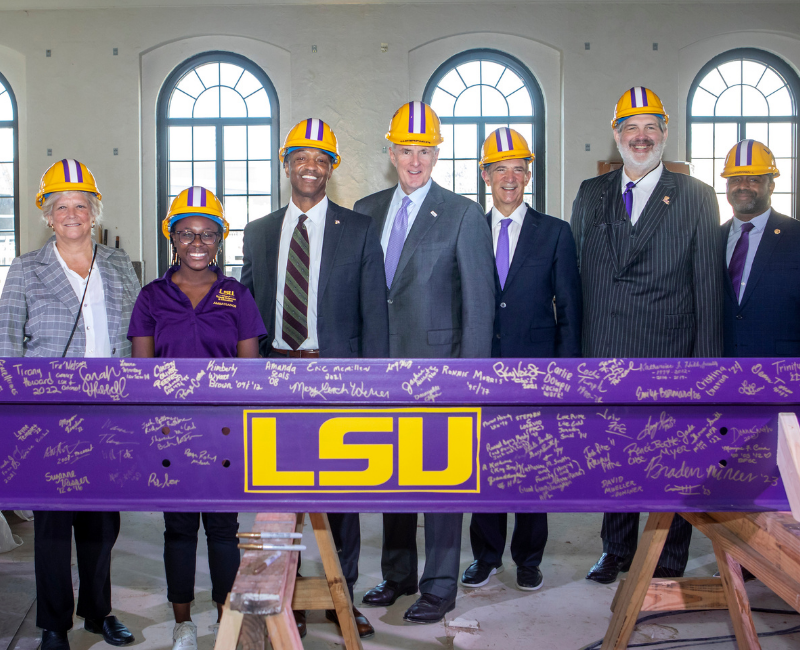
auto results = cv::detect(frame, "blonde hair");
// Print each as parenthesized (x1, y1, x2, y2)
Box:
(41, 191, 103, 228)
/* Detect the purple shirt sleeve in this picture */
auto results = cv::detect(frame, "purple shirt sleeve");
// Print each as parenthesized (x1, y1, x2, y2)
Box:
(127, 286, 155, 338)
(237, 286, 268, 341)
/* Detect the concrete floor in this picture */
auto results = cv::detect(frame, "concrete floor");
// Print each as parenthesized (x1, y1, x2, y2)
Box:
(2, 511, 799, 650)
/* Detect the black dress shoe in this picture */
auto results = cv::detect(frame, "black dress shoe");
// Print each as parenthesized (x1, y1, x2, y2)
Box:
(361, 579, 418, 607)
(325, 607, 375, 639)
(586, 553, 632, 584)
(714, 567, 756, 582)
(460, 560, 503, 587)
(653, 566, 684, 578)
(41, 630, 70, 650)
(293, 610, 307, 639)
(403, 593, 456, 624)
(84, 616, 134, 647)
(516, 566, 543, 591)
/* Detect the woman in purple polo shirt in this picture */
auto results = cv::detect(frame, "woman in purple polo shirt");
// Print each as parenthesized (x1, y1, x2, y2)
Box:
(128, 186, 266, 650)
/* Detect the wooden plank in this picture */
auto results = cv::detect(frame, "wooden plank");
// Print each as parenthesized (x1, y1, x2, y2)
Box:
(601, 512, 675, 650)
(309, 513, 363, 650)
(266, 605, 305, 650)
(712, 538, 762, 649)
(778, 413, 800, 521)
(230, 513, 301, 615)
(214, 594, 243, 650)
(239, 615, 266, 650)
(682, 512, 800, 614)
(611, 577, 726, 613)
(292, 576, 335, 609)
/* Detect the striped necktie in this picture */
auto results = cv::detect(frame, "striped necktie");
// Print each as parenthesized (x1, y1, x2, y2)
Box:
(282, 214, 310, 350)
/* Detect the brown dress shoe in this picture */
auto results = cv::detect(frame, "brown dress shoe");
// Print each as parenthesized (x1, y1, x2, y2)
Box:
(325, 607, 375, 639)
(293, 610, 307, 638)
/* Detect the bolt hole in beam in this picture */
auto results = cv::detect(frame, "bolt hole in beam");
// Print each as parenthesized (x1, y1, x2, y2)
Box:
(222, 427, 231, 435)
(720, 427, 728, 435)
(162, 459, 171, 468)
(222, 459, 231, 468)
(719, 459, 728, 467)
(162, 426, 170, 435)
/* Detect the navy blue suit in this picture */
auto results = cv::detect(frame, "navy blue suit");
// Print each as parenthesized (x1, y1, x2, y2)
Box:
(723, 209, 800, 357)
(470, 205, 582, 569)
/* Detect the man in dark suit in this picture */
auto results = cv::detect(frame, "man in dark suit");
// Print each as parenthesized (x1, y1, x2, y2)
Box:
(461, 128, 581, 593)
(354, 102, 495, 623)
(241, 118, 389, 639)
(721, 139, 800, 356)
(571, 87, 723, 584)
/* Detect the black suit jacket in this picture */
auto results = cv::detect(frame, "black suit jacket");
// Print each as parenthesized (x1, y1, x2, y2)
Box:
(489, 206, 582, 358)
(722, 209, 800, 357)
(571, 167, 723, 358)
(240, 200, 389, 358)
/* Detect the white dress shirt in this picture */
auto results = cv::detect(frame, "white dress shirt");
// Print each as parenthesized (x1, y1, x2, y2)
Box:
(273, 196, 327, 350)
(621, 162, 664, 226)
(52, 241, 111, 357)
(491, 202, 528, 265)
(380, 178, 433, 256)
(725, 209, 771, 302)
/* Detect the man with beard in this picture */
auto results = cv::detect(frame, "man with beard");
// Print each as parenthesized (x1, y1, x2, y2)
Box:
(571, 87, 723, 584)
(241, 118, 389, 639)
(721, 139, 800, 357)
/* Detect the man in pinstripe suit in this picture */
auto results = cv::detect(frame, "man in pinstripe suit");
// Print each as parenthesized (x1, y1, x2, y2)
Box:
(571, 87, 723, 584)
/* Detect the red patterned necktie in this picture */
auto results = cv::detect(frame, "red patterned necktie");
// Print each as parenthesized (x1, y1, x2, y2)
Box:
(282, 215, 310, 349)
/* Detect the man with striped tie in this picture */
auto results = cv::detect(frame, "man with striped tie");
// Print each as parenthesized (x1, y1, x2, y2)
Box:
(571, 87, 723, 584)
(354, 102, 495, 624)
(241, 118, 389, 639)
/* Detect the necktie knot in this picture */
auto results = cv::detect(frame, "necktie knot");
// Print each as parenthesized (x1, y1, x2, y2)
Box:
(741, 222, 755, 233)
(400, 196, 412, 210)
(298, 214, 308, 229)
(625, 181, 636, 191)
(500, 218, 512, 231)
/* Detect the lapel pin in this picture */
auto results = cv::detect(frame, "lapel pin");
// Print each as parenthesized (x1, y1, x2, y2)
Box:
(334, 220, 340, 225)
(431, 211, 438, 217)
(775, 229, 781, 234)
(662, 196, 670, 205)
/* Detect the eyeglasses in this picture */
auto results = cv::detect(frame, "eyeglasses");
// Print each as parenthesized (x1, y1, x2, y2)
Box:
(174, 230, 221, 245)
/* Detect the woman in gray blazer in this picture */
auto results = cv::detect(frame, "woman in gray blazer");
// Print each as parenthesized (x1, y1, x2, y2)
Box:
(0, 160, 139, 650)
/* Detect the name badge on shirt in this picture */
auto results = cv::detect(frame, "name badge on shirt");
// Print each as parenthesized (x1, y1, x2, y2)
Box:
(213, 289, 237, 308)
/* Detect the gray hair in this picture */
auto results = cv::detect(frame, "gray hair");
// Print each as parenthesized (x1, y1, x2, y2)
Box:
(614, 116, 667, 135)
(41, 191, 103, 228)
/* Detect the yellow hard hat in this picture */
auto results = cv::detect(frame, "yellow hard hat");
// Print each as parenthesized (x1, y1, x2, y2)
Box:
(720, 139, 780, 178)
(385, 101, 444, 147)
(161, 186, 230, 239)
(611, 87, 669, 129)
(480, 128, 534, 169)
(279, 118, 341, 169)
(35, 159, 102, 208)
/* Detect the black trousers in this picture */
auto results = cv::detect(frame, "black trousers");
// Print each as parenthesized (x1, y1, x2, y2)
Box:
(469, 513, 548, 568)
(34, 510, 120, 633)
(602, 512, 692, 571)
(381, 512, 463, 600)
(327, 513, 360, 600)
(164, 512, 240, 605)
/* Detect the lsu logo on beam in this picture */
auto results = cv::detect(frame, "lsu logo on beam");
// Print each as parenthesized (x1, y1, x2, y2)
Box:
(243, 408, 481, 493)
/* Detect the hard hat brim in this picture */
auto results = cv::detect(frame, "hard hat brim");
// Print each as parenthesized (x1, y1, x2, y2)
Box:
(280, 145, 340, 168)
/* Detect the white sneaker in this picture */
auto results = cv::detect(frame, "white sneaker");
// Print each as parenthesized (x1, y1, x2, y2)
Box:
(172, 622, 198, 650)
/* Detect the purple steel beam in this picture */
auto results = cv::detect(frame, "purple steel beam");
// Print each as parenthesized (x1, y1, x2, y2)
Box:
(0, 357, 795, 513)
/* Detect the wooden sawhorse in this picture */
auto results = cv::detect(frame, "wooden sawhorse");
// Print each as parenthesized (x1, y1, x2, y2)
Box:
(214, 513, 363, 650)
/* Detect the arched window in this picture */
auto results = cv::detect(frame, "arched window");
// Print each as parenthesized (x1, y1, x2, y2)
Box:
(157, 52, 279, 278)
(687, 48, 799, 220)
(0, 72, 18, 292)
(423, 49, 545, 213)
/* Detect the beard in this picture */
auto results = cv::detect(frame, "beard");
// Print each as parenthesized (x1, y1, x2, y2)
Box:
(728, 190, 769, 215)
(618, 137, 665, 177)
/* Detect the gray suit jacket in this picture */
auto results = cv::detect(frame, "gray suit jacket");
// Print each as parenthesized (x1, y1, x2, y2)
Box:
(0, 237, 141, 358)
(571, 168, 723, 358)
(354, 181, 495, 358)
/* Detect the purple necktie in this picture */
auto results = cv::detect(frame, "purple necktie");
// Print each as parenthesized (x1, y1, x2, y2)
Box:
(728, 222, 755, 302)
(496, 218, 512, 289)
(623, 181, 636, 217)
(385, 196, 411, 288)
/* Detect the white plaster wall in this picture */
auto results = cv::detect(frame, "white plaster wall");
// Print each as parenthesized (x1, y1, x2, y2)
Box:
(0, 3, 798, 282)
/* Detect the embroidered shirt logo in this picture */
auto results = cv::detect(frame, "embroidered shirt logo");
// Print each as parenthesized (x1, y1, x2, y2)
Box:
(213, 289, 237, 308)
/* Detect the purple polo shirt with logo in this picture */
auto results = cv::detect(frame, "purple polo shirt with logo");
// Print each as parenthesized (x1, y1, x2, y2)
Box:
(128, 266, 267, 358)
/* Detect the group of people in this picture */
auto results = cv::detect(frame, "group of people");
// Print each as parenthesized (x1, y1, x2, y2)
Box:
(0, 86, 796, 650)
